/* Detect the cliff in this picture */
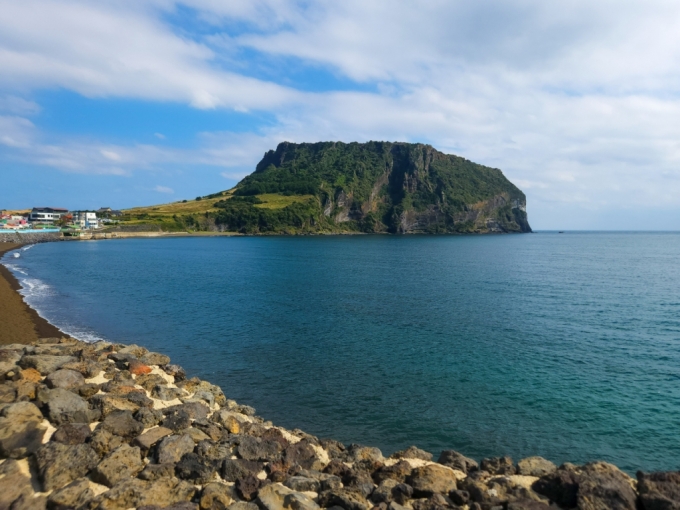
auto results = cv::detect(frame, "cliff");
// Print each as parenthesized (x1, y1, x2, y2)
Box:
(214, 142, 531, 234)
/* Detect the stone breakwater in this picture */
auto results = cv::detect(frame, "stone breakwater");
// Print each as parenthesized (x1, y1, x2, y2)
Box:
(0, 338, 678, 510)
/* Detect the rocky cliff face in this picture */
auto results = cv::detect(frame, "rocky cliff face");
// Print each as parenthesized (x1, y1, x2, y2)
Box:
(220, 141, 531, 234)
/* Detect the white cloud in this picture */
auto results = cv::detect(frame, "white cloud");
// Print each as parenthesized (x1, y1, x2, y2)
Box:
(154, 185, 174, 193)
(154, 133, 166, 139)
(100, 149, 121, 161)
(2, 1, 680, 227)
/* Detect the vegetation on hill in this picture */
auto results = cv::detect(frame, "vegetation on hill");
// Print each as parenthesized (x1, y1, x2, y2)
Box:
(116, 141, 531, 235)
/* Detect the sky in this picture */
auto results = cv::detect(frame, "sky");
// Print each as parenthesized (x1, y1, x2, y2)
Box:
(2, 1, 680, 230)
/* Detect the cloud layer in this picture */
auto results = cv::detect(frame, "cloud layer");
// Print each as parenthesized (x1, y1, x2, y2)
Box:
(2, 0, 680, 228)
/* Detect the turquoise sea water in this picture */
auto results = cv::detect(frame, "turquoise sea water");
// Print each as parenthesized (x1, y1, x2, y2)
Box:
(4, 233, 680, 473)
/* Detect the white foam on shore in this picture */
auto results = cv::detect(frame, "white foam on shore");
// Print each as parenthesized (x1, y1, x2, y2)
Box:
(2, 250, 106, 343)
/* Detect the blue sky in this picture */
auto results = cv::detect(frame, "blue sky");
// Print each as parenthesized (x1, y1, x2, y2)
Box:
(2, 1, 680, 229)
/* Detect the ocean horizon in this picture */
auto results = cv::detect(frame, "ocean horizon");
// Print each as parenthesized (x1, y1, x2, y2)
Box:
(4, 232, 680, 474)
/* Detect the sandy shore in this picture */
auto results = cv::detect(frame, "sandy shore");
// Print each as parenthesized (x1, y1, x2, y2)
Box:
(0, 242, 67, 345)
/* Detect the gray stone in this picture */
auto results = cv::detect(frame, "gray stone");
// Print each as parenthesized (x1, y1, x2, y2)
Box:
(390, 446, 433, 461)
(371, 479, 399, 504)
(139, 463, 177, 481)
(0, 460, 33, 509)
(222, 459, 263, 482)
(51, 423, 91, 445)
(227, 503, 259, 510)
(133, 426, 173, 450)
(517, 456, 557, 477)
(285, 476, 320, 493)
(406, 464, 458, 496)
(117, 344, 148, 357)
(0, 401, 47, 458)
(41, 388, 93, 425)
(200, 482, 234, 510)
(90, 476, 196, 510)
(47, 478, 94, 510)
(89, 428, 125, 457)
(135, 406, 165, 427)
(45, 369, 85, 389)
(437, 450, 478, 474)
(317, 488, 371, 510)
(348, 444, 384, 463)
(34, 442, 99, 491)
(164, 401, 210, 421)
(481, 456, 516, 475)
(176, 452, 221, 484)
(257, 483, 320, 510)
(157, 434, 195, 464)
(637, 470, 680, 510)
(153, 385, 185, 401)
(140, 352, 171, 366)
(10, 493, 47, 510)
(135, 373, 169, 392)
(18, 355, 76, 375)
(284, 439, 323, 469)
(92, 444, 145, 487)
(77, 383, 101, 398)
(99, 410, 144, 440)
(162, 410, 192, 432)
(89, 393, 143, 417)
(239, 435, 284, 462)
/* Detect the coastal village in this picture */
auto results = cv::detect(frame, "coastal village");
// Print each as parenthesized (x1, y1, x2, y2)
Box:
(0, 207, 122, 234)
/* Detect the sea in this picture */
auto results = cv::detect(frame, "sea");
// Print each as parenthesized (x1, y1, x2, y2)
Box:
(3, 233, 680, 473)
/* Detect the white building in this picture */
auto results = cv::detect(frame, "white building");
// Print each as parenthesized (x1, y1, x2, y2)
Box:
(29, 207, 69, 224)
(72, 211, 100, 229)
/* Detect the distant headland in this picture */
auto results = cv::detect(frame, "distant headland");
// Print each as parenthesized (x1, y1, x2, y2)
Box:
(3, 142, 532, 237)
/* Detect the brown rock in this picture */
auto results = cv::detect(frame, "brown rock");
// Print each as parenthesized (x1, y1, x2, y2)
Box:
(157, 434, 195, 464)
(517, 457, 557, 477)
(47, 478, 95, 510)
(406, 464, 458, 497)
(139, 463, 177, 481)
(480, 456, 516, 475)
(91, 444, 145, 487)
(390, 446, 433, 461)
(20, 368, 42, 383)
(236, 475, 263, 501)
(51, 423, 91, 445)
(200, 482, 233, 510)
(45, 369, 85, 389)
(436, 450, 479, 474)
(0, 460, 33, 509)
(34, 442, 99, 491)
(133, 426, 173, 450)
(0, 401, 47, 458)
(90, 476, 196, 509)
(128, 359, 152, 375)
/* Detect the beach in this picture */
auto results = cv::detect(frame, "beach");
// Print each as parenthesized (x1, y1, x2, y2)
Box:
(0, 242, 65, 345)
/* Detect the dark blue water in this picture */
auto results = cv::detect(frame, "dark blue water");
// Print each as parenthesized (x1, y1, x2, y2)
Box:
(4, 233, 680, 473)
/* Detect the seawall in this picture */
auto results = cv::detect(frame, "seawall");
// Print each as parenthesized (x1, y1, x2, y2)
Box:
(0, 231, 63, 244)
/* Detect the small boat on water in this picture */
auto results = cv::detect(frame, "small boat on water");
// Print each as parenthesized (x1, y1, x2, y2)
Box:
(558, 231, 564, 233)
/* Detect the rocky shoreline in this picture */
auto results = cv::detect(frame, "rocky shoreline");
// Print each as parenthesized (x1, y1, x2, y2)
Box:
(0, 337, 677, 510)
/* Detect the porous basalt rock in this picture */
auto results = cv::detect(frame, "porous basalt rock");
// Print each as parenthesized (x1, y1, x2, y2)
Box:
(0, 337, 666, 510)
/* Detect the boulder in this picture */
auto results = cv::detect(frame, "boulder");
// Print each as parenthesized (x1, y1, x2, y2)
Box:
(139, 463, 177, 481)
(89, 393, 144, 417)
(91, 444, 145, 487)
(637, 470, 680, 510)
(91, 476, 196, 510)
(99, 410, 144, 440)
(162, 410, 192, 432)
(19, 355, 76, 375)
(41, 388, 94, 425)
(135, 407, 165, 428)
(176, 452, 222, 484)
(153, 385, 185, 401)
(19, 368, 42, 383)
(133, 426, 173, 450)
(45, 369, 85, 389)
(77, 383, 101, 399)
(239, 435, 284, 462)
(236, 475, 263, 501)
(117, 344, 148, 357)
(157, 434, 195, 464)
(222, 459, 264, 482)
(10, 493, 48, 510)
(89, 428, 125, 457)
(406, 464, 458, 496)
(517, 457, 557, 477)
(128, 359, 152, 375)
(371, 479, 400, 504)
(47, 478, 95, 510)
(284, 439, 325, 470)
(348, 444, 384, 463)
(34, 442, 99, 491)
(257, 482, 320, 510)
(0, 401, 47, 458)
(164, 401, 210, 421)
(533, 462, 636, 510)
(165, 364, 187, 381)
(481, 456, 516, 475)
(285, 476, 321, 493)
(373, 460, 413, 484)
(0, 460, 34, 509)
(51, 422, 91, 445)
(317, 488, 371, 510)
(140, 352, 171, 366)
(227, 503, 258, 510)
(437, 450, 478, 474)
(135, 373, 169, 392)
(200, 482, 234, 510)
(390, 446, 433, 461)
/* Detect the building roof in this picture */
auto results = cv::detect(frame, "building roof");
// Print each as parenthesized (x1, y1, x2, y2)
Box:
(31, 207, 69, 213)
